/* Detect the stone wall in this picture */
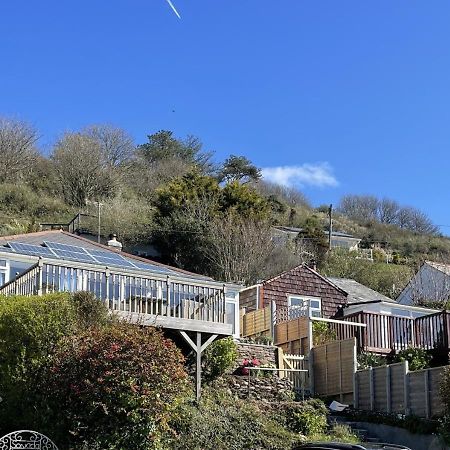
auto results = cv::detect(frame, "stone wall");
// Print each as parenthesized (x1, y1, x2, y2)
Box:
(234, 340, 278, 370)
(221, 375, 295, 402)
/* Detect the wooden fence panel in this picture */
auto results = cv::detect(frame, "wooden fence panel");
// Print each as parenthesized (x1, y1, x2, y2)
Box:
(274, 316, 309, 355)
(409, 371, 426, 417)
(240, 307, 271, 338)
(311, 338, 356, 401)
(354, 362, 447, 418)
(355, 370, 371, 411)
(373, 366, 388, 412)
(390, 363, 406, 413)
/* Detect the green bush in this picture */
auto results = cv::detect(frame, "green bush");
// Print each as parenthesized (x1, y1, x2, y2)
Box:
(312, 321, 336, 346)
(40, 323, 189, 449)
(357, 352, 387, 369)
(286, 398, 328, 435)
(203, 336, 238, 380)
(394, 347, 431, 371)
(71, 291, 111, 330)
(0, 293, 76, 432)
(169, 389, 301, 450)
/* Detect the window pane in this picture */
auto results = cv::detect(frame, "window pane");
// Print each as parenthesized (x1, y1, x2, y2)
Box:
(290, 297, 304, 307)
(310, 300, 321, 309)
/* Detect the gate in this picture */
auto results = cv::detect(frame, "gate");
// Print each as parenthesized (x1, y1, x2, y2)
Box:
(0, 430, 58, 450)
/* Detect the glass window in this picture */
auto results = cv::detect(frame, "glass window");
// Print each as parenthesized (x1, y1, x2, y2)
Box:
(288, 295, 321, 318)
(226, 302, 236, 335)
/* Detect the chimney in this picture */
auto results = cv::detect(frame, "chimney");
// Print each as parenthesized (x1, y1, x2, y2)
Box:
(107, 233, 123, 251)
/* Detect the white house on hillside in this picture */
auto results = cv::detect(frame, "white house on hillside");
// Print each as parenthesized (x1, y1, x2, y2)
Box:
(397, 261, 450, 306)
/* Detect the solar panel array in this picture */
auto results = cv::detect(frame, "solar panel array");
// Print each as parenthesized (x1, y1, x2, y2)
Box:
(4, 240, 183, 277)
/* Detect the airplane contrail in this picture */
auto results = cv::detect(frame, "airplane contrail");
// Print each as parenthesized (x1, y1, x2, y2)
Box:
(165, 0, 181, 19)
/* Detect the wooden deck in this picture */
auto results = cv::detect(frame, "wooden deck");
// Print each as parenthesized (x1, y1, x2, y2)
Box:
(335, 310, 450, 355)
(0, 258, 232, 336)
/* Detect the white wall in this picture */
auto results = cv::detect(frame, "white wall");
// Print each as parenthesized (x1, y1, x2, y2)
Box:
(397, 264, 450, 306)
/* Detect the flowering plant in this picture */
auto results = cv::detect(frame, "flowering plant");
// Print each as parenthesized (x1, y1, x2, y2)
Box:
(240, 357, 260, 375)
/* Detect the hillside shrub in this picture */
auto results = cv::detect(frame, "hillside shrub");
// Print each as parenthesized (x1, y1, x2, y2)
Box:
(282, 398, 328, 435)
(71, 291, 111, 330)
(203, 336, 238, 380)
(0, 293, 76, 432)
(393, 347, 431, 371)
(40, 323, 189, 449)
(312, 321, 336, 346)
(169, 389, 301, 450)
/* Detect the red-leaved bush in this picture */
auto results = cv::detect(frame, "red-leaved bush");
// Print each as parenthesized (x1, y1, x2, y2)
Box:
(40, 322, 189, 449)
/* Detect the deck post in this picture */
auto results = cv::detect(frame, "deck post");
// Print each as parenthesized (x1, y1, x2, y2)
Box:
(196, 332, 201, 401)
(179, 331, 218, 402)
(37, 258, 44, 296)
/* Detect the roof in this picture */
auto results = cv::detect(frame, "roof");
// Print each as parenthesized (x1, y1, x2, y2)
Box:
(327, 277, 396, 304)
(424, 260, 450, 276)
(0, 229, 212, 281)
(262, 264, 349, 297)
(273, 226, 360, 240)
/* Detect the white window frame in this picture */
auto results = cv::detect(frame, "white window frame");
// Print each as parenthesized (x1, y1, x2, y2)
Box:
(288, 295, 322, 318)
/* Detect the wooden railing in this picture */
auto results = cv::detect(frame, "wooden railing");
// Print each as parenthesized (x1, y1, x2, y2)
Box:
(0, 259, 227, 324)
(341, 310, 450, 354)
(415, 310, 450, 350)
(341, 311, 414, 353)
(0, 262, 41, 296)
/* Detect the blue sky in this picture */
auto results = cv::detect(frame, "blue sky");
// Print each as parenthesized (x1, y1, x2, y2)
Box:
(2, 1, 450, 230)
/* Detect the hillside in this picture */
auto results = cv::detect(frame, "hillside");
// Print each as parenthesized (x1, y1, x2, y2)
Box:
(1, 118, 449, 295)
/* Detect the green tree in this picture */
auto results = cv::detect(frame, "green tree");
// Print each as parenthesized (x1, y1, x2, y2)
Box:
(217, 155, 261, 184)
(137, 130, 213, 171)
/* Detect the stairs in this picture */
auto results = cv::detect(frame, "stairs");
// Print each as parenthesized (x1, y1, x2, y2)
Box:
(330, 414, 382, 444)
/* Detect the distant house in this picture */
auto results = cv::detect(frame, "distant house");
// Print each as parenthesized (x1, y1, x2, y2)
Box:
(329, 277, 437, 319)
(240, 264, 348, 319)
(272, 226, 361, 252)
(240, 264, 446, 356)
(397, 261, 450, 306)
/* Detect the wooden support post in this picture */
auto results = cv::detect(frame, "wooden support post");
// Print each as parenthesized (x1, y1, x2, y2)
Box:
(196, 332, 201, 402)
(179, 331, 218, 402)
(277, 346, 285, 378)
(270, 300, 276, 340)
(353, 371, 359, 409)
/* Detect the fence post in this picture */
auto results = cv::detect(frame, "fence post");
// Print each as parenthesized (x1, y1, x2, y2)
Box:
(386, 365, 391, 413)
(309, 348, 315, 395)
(404, 360, 410, 415)
(270, 300, 276, 339)
(352, 338, 358, 408)
(424, 369, 431, 419)
(369, 367, 374, 411)
(277, 347, 285, 379)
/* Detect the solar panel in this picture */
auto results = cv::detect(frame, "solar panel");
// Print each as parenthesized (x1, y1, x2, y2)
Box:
(8, 242, 56, 258)
(55, 249, 96, 263)
(44, 241, 89, 254)
(131, 261, 174, 274)
(93, 255, 137, 268)
(88, 248, 120, 258)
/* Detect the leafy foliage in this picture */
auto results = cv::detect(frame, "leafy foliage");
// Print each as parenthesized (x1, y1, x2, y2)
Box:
(357, 352, 387, 369)
(169, 390, 301, 450)
(393, 347, 432, 371)
(203, 337, 238, 380)
(40, 323, 189, 449)
(312, 321, 336, 346)
(217, 155, 261, 184)
(0, 293, 76, 432)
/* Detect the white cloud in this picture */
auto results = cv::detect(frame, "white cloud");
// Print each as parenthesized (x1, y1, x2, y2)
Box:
(261, 163, 338, 188)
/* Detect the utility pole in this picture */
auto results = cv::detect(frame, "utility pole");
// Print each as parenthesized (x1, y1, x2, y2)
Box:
(97, 201, 103, 243)
(328, 204, 333, 250)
